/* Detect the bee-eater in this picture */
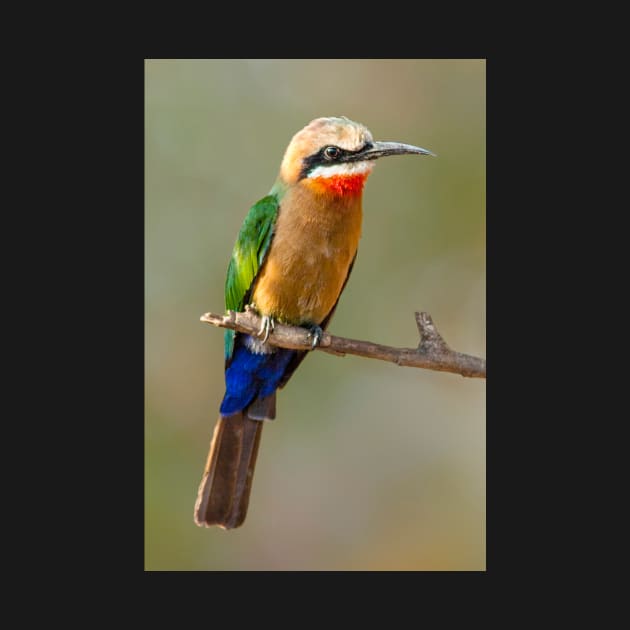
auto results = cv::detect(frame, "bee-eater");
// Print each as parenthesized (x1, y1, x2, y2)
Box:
(194, 116, 433, 529)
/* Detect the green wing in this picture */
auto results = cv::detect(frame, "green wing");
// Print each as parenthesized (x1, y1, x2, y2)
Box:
(224, 194, 280, 363)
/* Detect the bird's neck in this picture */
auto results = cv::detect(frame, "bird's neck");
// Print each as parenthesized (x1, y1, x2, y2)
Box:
(302, 161, 373, 198)
(272, 162, 373, 200)
(274, 178, 364, 237)
(304, 173, 369, 197)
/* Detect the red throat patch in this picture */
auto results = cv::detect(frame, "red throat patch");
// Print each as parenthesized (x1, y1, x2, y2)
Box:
(310, 173, 369, 196)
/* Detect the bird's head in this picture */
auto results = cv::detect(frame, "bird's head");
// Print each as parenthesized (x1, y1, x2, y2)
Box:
(278, 116, 434, 196)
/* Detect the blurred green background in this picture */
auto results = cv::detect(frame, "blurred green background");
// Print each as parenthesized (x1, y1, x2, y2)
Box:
(145, 59, 485, 571)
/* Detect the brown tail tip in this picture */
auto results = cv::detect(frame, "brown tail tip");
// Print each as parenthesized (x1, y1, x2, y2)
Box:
(194, 412, 263, 529)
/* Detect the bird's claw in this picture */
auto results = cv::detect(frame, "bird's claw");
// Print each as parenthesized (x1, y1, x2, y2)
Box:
(258, 315, 275, 343)
(306, 325, 323, 349)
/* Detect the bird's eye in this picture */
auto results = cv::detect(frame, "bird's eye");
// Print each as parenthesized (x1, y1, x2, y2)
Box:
(323, 146, 341, 160)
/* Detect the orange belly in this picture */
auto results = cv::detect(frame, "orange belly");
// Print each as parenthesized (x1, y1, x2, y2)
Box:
(251, 184, 363, 325)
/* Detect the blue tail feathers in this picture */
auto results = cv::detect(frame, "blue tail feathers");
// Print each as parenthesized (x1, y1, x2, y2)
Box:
(220, 336, 295, 417)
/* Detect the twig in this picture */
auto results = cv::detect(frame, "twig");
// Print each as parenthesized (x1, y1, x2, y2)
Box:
(200, 307, 485, 379)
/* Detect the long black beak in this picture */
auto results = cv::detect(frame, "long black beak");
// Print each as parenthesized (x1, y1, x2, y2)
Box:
(345, 140, 435, 162)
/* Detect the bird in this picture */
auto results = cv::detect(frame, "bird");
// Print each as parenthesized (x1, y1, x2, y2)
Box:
(194, 116, 433, 529)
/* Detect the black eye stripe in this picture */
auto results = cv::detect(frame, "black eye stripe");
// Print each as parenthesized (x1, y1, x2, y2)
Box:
(299, 142, 373, 180)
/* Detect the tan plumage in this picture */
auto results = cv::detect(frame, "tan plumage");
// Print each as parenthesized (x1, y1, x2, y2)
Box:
(250, 182, 363, 325)
(195, 116, 433, 529)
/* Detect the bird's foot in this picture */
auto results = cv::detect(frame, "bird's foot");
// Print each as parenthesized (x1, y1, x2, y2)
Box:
(306, 325, 323, 349)
(258, 315, 275, 343)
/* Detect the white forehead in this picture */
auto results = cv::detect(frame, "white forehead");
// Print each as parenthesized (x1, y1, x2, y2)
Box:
(304, 116, 373, 152)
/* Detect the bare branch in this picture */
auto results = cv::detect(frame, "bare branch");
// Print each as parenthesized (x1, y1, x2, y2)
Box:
(200, 307, 485, 379)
